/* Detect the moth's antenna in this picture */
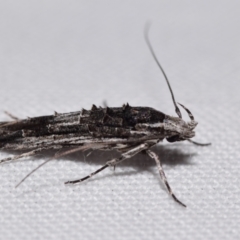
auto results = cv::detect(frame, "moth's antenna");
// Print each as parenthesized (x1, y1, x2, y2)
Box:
(144, 22, 182, 119)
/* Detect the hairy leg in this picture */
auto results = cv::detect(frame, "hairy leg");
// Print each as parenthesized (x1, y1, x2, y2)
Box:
(4, 111, 19, 121)
(146, 149, 186, 207)
(0, 146, 62, 164)
(65, 143, 149, 185)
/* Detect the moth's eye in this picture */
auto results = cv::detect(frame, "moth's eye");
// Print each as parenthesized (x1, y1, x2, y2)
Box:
(166, 135, 180, 143)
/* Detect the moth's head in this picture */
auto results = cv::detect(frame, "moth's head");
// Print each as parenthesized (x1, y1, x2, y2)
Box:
(165, 103, 198, 143)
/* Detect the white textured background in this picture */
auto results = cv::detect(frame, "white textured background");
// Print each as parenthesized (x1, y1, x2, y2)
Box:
(0, 1, 239, 240)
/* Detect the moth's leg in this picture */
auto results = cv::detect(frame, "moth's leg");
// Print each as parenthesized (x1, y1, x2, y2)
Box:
(113, 144, 139, 171)
(15, 144, 96, 188)
(0, 146, 61, 164)
(188, 139, 211, 146)
(65, 143, 149, 185)
(146, 149, 186, 207)
(4, 111, 19, 121)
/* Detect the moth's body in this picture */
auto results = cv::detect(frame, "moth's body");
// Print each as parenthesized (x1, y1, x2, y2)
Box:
(0, 104, 197, 152)
(0, 25, 209, 207)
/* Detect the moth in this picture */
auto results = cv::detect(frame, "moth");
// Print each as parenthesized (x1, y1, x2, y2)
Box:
(0, 25, 210, 207)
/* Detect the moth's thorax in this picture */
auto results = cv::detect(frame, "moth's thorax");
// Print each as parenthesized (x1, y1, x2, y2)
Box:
(134, 112, 197, 141)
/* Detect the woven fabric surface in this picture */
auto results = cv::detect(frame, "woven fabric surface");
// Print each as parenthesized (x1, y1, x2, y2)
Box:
(0, 1, 239, 240)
